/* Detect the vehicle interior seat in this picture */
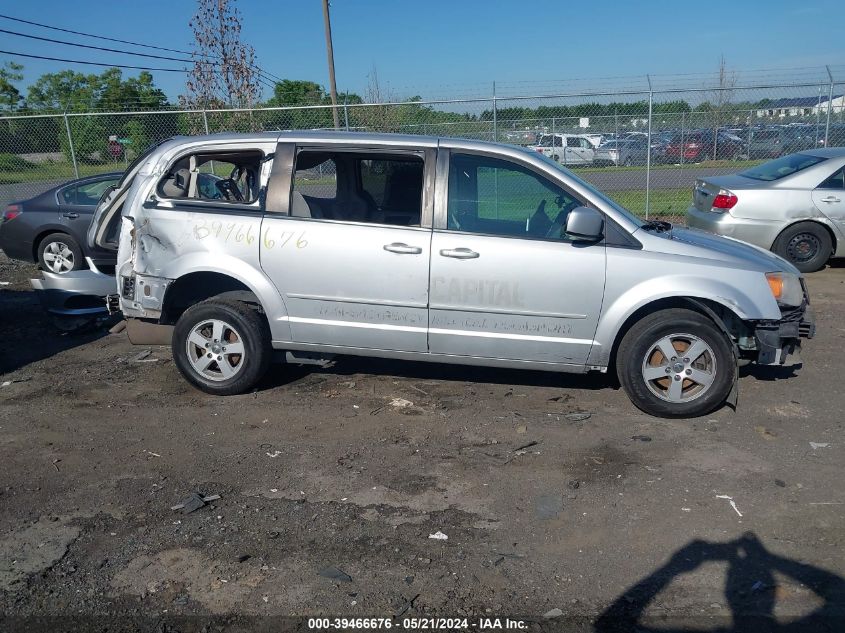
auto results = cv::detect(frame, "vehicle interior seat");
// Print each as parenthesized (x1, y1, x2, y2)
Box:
(379, 163, 423, 225)
(160, 167, 191, 198)
(290, 190, 320, 218)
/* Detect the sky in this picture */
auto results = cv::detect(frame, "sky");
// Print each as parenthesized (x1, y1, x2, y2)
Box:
(2, 0, 844, 103)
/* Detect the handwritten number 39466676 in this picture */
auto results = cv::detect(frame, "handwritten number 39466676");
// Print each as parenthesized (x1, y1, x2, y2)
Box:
(193, 221, 307, 250)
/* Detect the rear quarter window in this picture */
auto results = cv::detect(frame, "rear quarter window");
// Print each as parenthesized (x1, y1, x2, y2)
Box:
(740, 154, 827, 181)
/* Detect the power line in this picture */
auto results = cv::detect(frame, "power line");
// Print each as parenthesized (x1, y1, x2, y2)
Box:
(0, 27, 277, 91)
(0, 12, 285, 84)
(0, 50, 188, 72)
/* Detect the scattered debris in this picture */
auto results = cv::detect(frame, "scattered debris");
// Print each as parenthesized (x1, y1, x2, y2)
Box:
(543, 608, 563, 619)
(754, 426, 777, 440)
(513, 440, 539, 452)
(51, 459, 61, 472)
(428, 530, 448, 540)
(1, 377, 30, 387)
(631, 434, 652, 442)
(266, 451, 282, 458)
(567, 480, 580, 490)
(389, 397, 414, 408)
(143, 450, 161, 458)
(0, 281, 10, 286)
(395, 593, 420, 618)
(565, 412, 591, 422)
(775, 479, 786, 488)
(715, 494, 743, 517)
(170, 492, 221, 514)
(130, 350, 159, 363)
(318, 566, 352, 583)
(809, 442, 830, 450)
(236, 554, 251, 563)
(109, 320, 127, 334)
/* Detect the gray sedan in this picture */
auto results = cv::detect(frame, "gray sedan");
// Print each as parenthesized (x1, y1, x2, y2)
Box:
(593, 138, 649, 166)
(686, 148, 845, 272)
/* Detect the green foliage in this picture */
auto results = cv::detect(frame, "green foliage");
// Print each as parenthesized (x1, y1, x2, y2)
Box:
(61, 116, 107, 163)
(0, 62, 24, 110)
(0, 152, 36, 171)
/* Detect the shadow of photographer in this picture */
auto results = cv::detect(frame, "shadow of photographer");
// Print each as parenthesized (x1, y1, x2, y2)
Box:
(594, 532, 845, 632)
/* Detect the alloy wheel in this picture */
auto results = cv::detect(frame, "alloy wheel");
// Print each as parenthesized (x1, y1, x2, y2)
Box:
(185, 319, 246, 382)
(641, 333, 717, 403)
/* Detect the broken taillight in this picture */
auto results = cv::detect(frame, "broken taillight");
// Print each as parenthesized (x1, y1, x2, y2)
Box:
(2, 204, 21, 222)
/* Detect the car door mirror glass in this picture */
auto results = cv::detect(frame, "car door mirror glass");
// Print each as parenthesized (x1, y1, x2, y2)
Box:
(565, 206, 604, 241)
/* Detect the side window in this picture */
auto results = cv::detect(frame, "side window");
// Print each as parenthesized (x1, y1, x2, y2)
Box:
(291, 151, 423, 226)
(59, 185, 78, 205)
(76, 179, 118, 205)
(158, 151, 264, 204)
(446, 153, 583, 241)
(818, 167, 845, 190)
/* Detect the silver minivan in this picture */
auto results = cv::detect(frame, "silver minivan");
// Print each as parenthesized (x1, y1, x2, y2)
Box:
(89, 132, 813, 418)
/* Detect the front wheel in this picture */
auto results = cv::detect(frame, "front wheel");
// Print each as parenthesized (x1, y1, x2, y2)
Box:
(172, 299, 271, 395)
(772, 222, 831, 273)
(617, 309, 736, 418)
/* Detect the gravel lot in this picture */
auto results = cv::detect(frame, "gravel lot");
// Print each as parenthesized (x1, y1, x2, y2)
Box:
(1, 251, 844, 631)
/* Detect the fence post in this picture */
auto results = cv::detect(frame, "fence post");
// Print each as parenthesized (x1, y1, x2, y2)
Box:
(202, 109, 210, 135)
(825, 65, 834, 147)
(551, 117, 556, 161)
(63, 112, 79, 180)
(645, 76, 653, 220)
(492, 81, 498, 142)
(680, 111, 685, 166)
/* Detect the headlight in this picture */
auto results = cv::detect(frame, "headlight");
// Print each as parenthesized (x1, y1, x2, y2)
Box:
(765, 272, 804, 307)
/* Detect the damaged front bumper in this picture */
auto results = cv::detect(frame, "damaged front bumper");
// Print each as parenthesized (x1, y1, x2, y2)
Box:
(751, 301, 815, 366)
(30, 265, 117, 315)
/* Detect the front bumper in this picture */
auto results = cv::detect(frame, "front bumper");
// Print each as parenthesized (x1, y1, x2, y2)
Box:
(686, 205, 785, 250)
(752, 299, 815, 366)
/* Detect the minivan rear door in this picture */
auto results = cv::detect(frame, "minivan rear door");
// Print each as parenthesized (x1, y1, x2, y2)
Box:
(88, 142, 163, 251)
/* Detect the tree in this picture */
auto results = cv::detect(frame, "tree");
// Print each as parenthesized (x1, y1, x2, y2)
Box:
(185, 0, 261, 108)
(266, 80, 326, 107)
(0, 62, 23, 110)
(27, 70, 96, 112)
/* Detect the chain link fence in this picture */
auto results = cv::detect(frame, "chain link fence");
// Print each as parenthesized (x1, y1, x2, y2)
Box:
(2, 67, 844, 223)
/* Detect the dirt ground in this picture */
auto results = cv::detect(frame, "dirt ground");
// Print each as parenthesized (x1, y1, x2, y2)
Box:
(1, 251, 844, 632)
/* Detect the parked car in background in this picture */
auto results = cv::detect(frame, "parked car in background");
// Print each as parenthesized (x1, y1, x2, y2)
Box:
(0, 172, 122, 274)
(686, 148, 845, 272)
(529, 134, 595, 165)
(1, 170, 225, 276)
(593, 137, 649, 166)
(664, 130, 747, 163)
(748, 127, 786, 159)
(87, 131, 813, 418)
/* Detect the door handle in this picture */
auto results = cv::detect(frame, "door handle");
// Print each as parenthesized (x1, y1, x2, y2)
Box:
(383, 242, 422, 254)
(440, 247, 480, 259)
(821, 196, 841, 203)
(62, 212, 80, 219)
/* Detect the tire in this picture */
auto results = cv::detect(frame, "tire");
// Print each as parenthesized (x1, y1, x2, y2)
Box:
(616, 308, 736, 418)
(772, 222, 832, 273)
(37, 232, 84, 274)
(623, 157, 633, 167)
(172, 298, 271, 395)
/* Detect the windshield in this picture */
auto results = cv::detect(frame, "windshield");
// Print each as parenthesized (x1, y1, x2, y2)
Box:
(530, 150, 646, 227)
(740, 153, 826, 181)
(536, 135, 564, 147)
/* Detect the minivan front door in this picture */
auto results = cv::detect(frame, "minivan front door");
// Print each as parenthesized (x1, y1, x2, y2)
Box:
(260, 144, 434, 352)
(428, 150, 606, 367)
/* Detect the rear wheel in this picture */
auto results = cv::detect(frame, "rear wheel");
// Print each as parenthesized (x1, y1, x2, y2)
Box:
(772, 222, 832, 273)
(617, 309, 736, 418)
(37, 233, 84, 274)
(172, 299, 271, 395)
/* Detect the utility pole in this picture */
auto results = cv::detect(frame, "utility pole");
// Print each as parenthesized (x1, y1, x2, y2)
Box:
(322, 0, 340, 129)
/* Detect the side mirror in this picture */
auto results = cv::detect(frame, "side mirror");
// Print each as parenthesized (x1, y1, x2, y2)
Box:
(565, 206, 604, 241)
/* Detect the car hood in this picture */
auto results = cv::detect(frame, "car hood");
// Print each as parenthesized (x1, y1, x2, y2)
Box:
(640, 226, 800, 274)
